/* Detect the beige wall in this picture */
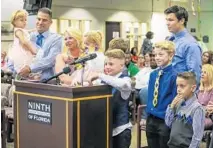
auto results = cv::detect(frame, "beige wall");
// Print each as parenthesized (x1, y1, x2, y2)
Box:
(51, 5, 213, 50)
(187, 11, 213, 50)
(1, 0, 213, 51)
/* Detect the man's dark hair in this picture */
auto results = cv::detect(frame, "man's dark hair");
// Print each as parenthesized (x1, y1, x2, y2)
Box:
(146, 31, 154, 39)
(164, 5, 188, 27)
(38, 7, 52, 19)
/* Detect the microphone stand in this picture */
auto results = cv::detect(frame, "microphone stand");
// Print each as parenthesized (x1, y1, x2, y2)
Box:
(81, 61, 86, 86)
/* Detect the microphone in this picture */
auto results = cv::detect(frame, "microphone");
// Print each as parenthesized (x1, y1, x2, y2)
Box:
(1, 70, 13, 77)
(69, 53, 97, 65)
(41, 67, 71, 83)
(1, 70, 4, 77)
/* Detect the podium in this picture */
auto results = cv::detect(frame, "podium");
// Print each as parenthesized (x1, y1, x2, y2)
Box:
(13, 81, 112, 148)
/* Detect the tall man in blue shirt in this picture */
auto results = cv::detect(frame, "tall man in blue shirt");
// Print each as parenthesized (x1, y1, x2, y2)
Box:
(164, 5, 202, 84)
(18, 7, 62, 81)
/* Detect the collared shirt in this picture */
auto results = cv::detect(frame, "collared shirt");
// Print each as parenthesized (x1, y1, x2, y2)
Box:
(30, 30, 62, 80)
(99, 72, 132, 100)
(134, 67, 153, 89)
(198, 89, 213, 106)
(98, 72, 132, 136)
(165, 95, 205, 148)
(147, 64, 177, 119)
(171, 29, 202, 84)
(127, 62, 140, 77)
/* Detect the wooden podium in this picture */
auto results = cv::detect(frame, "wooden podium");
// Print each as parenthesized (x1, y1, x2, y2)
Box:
(13, 81, 112, 148)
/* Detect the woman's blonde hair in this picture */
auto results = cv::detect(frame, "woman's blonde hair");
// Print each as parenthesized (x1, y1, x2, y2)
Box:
(84, 30, 103, 49)
(199, 64, 213, 91)
(11, 9, 28, 26)
(63, 27, 83, 53)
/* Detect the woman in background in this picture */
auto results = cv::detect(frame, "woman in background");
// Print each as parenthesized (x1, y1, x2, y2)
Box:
(144, 52, 152, 67)
(198, 64, 213, 129)
(202, 51, 213, 65)
(137, 54, 145, 70)
(130, 47, 138, 63)
(141, 31, 154, 55)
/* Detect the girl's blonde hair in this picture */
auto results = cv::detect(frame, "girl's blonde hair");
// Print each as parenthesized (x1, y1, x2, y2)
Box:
(199, 64, 213, 91)
(63, 27, 83, 53)
(84, 30, 103, 49)
(11, 9, 28, 26)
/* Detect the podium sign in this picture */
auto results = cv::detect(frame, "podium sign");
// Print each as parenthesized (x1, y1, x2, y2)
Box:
(13, 81, 112, 148)
(27, 100, 52, 124)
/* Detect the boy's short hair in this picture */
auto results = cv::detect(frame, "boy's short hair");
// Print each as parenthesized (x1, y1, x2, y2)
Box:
(154, 41, 175, 54)
(138, 54, 144, 58)
(108, 38, 129, 53)
(11, 9, 28, 26)
(105, 49, 125, 60)
(177, 72, 197, 85)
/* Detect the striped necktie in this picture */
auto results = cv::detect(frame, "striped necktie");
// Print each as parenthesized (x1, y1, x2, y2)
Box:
(153, 70, 163, 107)
(36, 34, 44, 47)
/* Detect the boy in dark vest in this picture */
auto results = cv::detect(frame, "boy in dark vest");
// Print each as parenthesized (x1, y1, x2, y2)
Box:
(88, 49, 132, 148)
(165, 72, 205, 148)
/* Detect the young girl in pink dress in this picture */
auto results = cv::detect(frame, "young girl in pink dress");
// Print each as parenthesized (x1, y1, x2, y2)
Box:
(8, 10, 37, 74)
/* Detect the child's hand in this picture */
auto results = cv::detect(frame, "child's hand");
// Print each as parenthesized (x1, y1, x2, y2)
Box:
(170, 94, 183, 109)
(71, 78, 82, 87)
(206, 101, 213, 114)
(86, 71, 101, 83)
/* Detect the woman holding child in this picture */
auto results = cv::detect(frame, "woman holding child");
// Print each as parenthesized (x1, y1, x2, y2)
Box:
(55, 27, 83, 85)
(55, 28, 105, 85)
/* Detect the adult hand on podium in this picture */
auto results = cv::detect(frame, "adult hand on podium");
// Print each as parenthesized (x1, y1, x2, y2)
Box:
(70, 79, 92, 87)
(60, 75, 72, 86)
(18, 65, 31, 77)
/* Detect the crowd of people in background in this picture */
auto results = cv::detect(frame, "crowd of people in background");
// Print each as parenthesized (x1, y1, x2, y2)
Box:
(1, 5, 213, 148)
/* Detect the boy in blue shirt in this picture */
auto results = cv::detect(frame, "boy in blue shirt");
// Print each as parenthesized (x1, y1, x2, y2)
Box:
(88, 49, 132, 148)
(165, 72, 205, 148)
(146, 41, 177, 148)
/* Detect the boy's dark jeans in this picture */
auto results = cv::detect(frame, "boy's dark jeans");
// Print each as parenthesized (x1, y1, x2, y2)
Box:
(146, 115, 170, 148)
(113, 129, 131, 148)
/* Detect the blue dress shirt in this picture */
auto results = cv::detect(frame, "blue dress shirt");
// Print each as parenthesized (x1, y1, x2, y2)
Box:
(29, 30, 62, 81)
(146, 64, 177, 119)
(171, 29, 202, 84)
